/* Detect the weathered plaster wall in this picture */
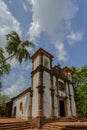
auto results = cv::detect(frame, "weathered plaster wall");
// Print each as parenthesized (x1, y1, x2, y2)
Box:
(53, 76, 59, 117)
(43, 55, 50, 69)
(59, 90, 66, 97)
(68, 72, 72, 81)
(53, 76, 57, 94)
(12, 93, 30, 119)
(32, 72, 39, 117)
(33, 56, 39, 70)
(58, 78, 64, 83)
(69, 84, 76, 116)
(66, 83, 71, 116)
(53, 76, 56, 88)
(58, 78, 65, 97)
(43, 71, 51, 117)
(54, 95, 59, 117)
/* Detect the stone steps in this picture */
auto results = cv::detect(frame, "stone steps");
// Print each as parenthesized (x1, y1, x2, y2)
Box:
(41, 122, 87, 130)
(42, 123, 71, 130)
(44, 117, 77, 124)
(67, 125, 87, 130)
(0, 121, 33, 130)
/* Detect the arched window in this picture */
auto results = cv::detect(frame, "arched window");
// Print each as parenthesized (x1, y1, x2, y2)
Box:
(19, 102, 23, 114)
(44, 59, 49, 68)
(58, 81, 64, 91)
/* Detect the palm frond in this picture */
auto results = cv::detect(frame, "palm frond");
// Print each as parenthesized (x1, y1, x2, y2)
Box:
(5, 31, 35, 63)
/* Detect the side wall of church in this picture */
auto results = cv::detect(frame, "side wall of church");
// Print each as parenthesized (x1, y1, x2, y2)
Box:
(12, 92, 30, 119)
(43, 71, 51, 117)
(32, 72, 39, 117)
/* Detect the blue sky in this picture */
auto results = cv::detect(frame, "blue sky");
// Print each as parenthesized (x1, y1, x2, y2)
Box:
(0, 0, 87, 97)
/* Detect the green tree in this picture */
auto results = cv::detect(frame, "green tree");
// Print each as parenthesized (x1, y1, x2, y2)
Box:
(0, 31, 35, 92)
(75, 83, 87, 117)
(0, 94, 10, 116)
(71, 65, 87, 85)
(0, 47, 10, 92)
(0, 31, 35, 63)
(71, 65, 87, 118)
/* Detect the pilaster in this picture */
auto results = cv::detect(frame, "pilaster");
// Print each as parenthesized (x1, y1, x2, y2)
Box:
(64, 82, 68, 117)
(29, 89, 33, 117)
(68, 83, 72, 117)
(37, 59, 44, 116)
(50, 88, 55, 117)
(37, 85, 45, 117)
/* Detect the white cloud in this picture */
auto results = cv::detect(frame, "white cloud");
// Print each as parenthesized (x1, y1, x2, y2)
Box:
(7, 58, 19, 68)
(3, 75, 25, 97)
(29, 21, 41, 44)
(22, 0, 32, 12)
(28, 0, 78, 61)
(55, 41, 68, 61)
(0, 0, 32, 98)
(3, 72, 16, 87)
(2, 60, 31, 97)
(22, 62, 32, 70)
(0, 0, 22, 49)
(67, 31, 83, 44)
(23, 2, 28, 12)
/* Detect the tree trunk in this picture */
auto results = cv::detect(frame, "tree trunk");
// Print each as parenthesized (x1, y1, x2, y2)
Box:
(0, 53, 15, 64)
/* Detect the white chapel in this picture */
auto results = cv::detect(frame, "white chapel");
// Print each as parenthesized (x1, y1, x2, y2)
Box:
(6, 48, 77, 128)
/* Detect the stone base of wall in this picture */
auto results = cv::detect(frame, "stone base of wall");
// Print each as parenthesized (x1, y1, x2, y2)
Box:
(28, 116, 77, 129)
(28, 116, 45, 129)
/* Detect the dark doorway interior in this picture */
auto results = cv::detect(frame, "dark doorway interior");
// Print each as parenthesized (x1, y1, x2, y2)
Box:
(59, 100, 65, 117)
(13, 106, 16, 117)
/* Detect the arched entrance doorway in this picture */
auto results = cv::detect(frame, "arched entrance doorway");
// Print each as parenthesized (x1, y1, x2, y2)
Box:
(59, 100, 65, 117)
(13, 106, 16, 117)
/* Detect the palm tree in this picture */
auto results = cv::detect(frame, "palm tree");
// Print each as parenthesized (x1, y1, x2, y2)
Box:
(0, 31, 35, 63)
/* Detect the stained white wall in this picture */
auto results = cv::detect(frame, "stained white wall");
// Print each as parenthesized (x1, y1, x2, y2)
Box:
(59, 90, 66, 97)
(33, 56, 39, 70)
(66, 83, 71, 116)
(58, 78, 64, 83)
(43, 71, 51, 117)
(65, 83, 69, 96)
(12, 93, 30, 119)
(54, 95, 59, 117)
(53, 76, 59, 117)
(32, 72, 39, 117)
(53, 76, 57, 94)
(68, 72, 72, 81)
(58, 78, 65, 97)
(43, 55, 50, 69)
(53, 76, 56, 88)
(70, 84, 74, 96)
(69, 84, 76, 116)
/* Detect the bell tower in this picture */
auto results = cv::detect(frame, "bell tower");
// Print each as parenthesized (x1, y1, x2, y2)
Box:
(32, 48, 53, 71)
(31, 48, 53, 127)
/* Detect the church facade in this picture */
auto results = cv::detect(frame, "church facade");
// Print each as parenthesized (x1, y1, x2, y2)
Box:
(6, 48, 77, 128)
